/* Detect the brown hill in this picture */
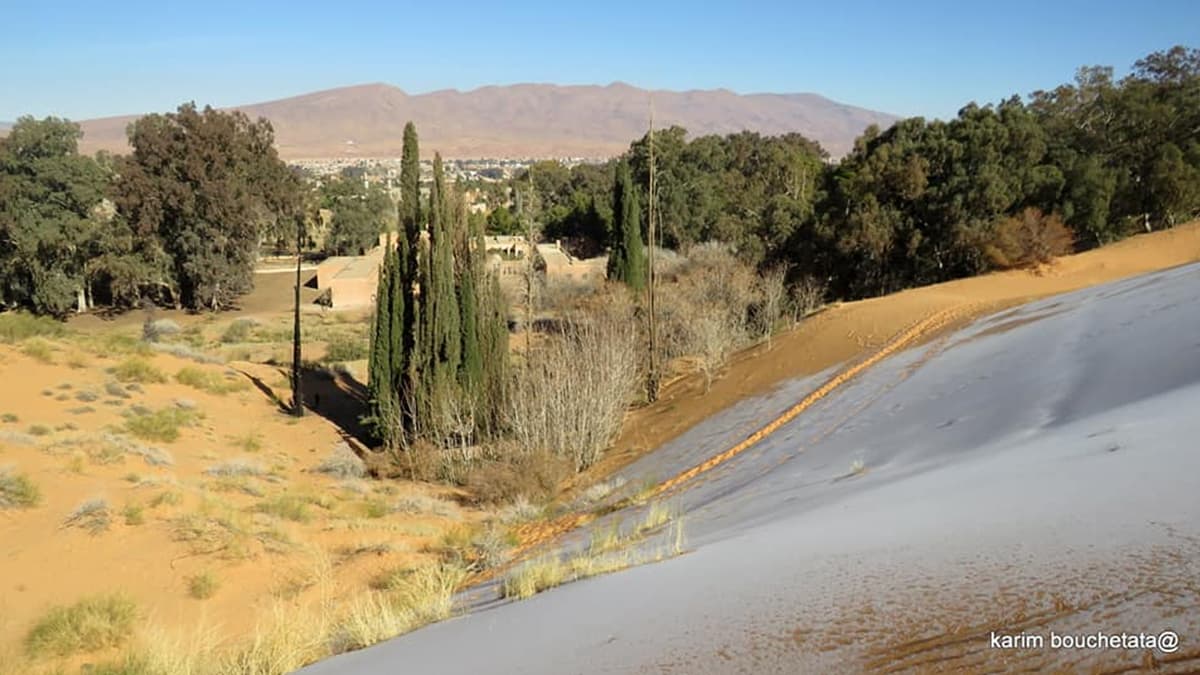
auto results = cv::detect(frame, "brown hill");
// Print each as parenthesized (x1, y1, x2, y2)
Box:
(73, 82, 897, 160)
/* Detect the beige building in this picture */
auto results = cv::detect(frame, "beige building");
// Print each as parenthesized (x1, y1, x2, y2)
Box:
(316, 234, 608, 310)
(315, 235, 387, 309)
(537, 241, 608, 285)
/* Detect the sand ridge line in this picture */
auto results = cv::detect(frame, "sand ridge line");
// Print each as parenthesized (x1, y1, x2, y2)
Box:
(644, 304, 972, 500)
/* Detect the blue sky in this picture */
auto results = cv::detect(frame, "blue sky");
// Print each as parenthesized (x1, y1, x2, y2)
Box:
(1, 0, 1196, 122)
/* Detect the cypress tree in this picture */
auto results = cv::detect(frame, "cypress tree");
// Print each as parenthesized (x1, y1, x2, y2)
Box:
(607, 161, 646, 290)
(399, 122, 421, 241)
(429, 154, 460, 379)
(367, 240, 394, 440)
(387, 240, 405, 411)
(459, 204, 485, 393)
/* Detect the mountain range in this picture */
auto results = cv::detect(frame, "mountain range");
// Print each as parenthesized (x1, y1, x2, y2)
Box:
(62, 83, 898, 159)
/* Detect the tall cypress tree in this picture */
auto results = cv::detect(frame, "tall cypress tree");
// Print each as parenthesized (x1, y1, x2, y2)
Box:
(366, 123, 508, 449)
(399, 122, 421, 241)
(367, 240, 394, 440)
(607, 161, 646, 290)
(459, 206, 485, 393)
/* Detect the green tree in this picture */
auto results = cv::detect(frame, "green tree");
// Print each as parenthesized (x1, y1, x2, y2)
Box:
(321, 177, 392, 255)
(115, 103, 301, 310)
(0, 117, 109, 315)
(607, 161, 645, 290)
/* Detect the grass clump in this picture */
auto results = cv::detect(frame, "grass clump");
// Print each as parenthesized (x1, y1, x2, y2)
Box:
(205, 458, 264, 477)
(0, 468, 41, 508)
(0, 311, 65, 343)
(501, 556, 567, 600)
(322, 335, 368, 363)
(110, 357, 167, 384)
(233, 432, 263, 453)
(257, 495, 313, 523)
(123, 407, 199, 443)
(20, 338, 57, 364)
(175, 366, 247, 395)
(1, 412, 17, 423)
(64, 497, 112, 534)
(123, 503, 145, 526)
(337, 562, 468, 652)
(315, 443, 366, 479)
(220, 318, 256, 344)
(27, 424, 51, 437)
(23, 593, 137, 657)
(148, 490, 182, 508)
(186, 571, 220, 600)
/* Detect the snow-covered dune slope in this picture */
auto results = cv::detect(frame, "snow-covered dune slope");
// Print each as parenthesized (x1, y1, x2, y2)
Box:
(302, 263, 1200, 673)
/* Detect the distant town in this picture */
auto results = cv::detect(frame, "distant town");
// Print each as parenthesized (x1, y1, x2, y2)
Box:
(291, 156, 606, 184)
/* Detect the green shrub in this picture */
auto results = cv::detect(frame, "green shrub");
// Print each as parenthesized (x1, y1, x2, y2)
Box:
(175, 366, 247, 395)
(23, 593, 137, 656)
(27, 425, 51, 437)
(186, 571, 220, 599)
(123, 407, 200, 443)
(111, 358, 167, 384)
(256, 495, 313, 523)
(0, 312, 65, 343)
(0, 469, 41, 508)
(220, 318, 256, 344)
(1, 413, 18, 423)
(323, 335, 368, 362)
(20, 338, 57, 364)
(123, 503, 145, 526)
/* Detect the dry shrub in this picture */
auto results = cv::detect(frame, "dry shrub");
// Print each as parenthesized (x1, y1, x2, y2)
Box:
(462, 449, 571, 506)
(754, 265, 789, 341)
(789, 274, 828, 322)
(506, 304, 641, 472)
(984, 208, 1075, 269)
(657, 243, 759, 388)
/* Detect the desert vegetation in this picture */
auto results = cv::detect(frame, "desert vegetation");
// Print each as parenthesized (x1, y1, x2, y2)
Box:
(0, 43, 1197, 675)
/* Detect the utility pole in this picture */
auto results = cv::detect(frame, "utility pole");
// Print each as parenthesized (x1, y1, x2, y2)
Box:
(291, 213, 305, 417)
(646, 99, 660, 403)
(523, 170, 536, 356)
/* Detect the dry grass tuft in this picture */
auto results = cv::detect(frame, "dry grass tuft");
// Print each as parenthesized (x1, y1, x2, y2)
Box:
(20, 338, 57, 364)
(124, 407, 200, 443)
(24, 593, 138, 657)
(187, 571, 220, 600)
(0, 467, 41, 508)
(501, 556, 567, 600)
(315, 442, 366, 479)
(110, 357, 168, 384)
(175, 366, 248, 395)
(63, 497, 112, 534)
(336, 562, 468, 653)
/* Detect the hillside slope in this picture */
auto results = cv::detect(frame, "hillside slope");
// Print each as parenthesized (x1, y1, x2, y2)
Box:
(72, 82, 897, 159)
(302, 246, 1200, 673)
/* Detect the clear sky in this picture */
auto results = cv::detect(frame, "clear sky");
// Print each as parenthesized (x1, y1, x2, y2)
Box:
(2, 0, 1196, 122)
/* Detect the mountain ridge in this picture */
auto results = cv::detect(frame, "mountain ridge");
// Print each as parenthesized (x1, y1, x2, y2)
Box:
(68, 82, 897, 159)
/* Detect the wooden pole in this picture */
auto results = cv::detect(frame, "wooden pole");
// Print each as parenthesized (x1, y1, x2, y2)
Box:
(291, 214, 305, 417)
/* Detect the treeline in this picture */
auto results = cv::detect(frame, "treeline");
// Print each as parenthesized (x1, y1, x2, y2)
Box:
(501, 46, 1199, 299)
(0, 104, 302, 316)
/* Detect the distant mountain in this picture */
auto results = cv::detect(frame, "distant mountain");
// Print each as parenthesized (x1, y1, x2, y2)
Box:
(74, 83, 898, 159)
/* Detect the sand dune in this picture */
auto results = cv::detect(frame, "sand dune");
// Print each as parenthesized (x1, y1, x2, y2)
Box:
(301, 223, 1200, 673)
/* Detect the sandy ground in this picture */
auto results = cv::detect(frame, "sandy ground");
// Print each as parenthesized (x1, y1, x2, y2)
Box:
(0, 321, 472, 671)
(300, 223, 1200, 674)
